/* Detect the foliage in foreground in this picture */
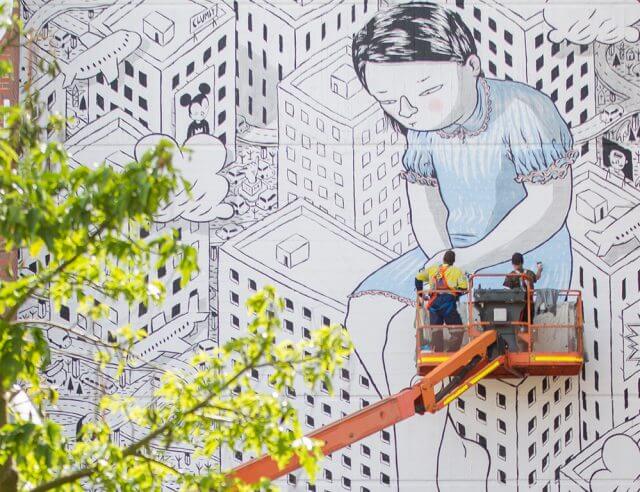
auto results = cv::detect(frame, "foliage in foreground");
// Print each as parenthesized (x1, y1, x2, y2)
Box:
(0, 4, 352, 490)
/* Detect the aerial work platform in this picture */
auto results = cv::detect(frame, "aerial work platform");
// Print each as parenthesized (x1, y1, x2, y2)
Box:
(229, 273, 584, 486)
(416, 273, 584, 378)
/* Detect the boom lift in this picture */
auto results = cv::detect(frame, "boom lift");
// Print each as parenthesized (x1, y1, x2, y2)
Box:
(230, 274, 584, 485)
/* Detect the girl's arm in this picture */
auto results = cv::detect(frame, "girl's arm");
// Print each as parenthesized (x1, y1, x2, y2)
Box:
(454, 171, 571, 273)
(406, 181, 452, 259)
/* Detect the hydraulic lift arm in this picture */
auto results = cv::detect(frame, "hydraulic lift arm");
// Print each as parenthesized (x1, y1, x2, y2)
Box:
(230, 330, 504, 485)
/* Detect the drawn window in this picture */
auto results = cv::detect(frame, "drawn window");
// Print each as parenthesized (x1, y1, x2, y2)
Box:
(528, 388, 536, 406)
(230, 292, 239, 306)
(231, 315, 239, 328)
(504, 30, 513, 44)
(172, 278, 181, 294)
(567, 52, 574, 67)
(564, 403, 572, 420)
(565, 429, 573, 444)
(282, 319, 293, 334)
(498, 444, 506, 460)
(172, 74, 180, 89)
(497, 393, 506, 408)
(378, 187, 387, 203)
(171, 303, 180, 318)
(497, 470, 506, 484)
(203, 47, 211, 64)
(581, 62, 588, 76)
(457, 423, 466, 437)
(218, 62, 226, 77)
(218, 35, 227, 51)
(138, 97, 147, 110)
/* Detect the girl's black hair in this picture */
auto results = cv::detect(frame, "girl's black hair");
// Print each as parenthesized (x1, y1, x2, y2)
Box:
(180, 83, 211, 108)
(352, 2, 478, 132)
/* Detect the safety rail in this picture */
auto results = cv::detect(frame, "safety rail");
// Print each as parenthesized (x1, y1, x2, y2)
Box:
(415, 273, 584, 374)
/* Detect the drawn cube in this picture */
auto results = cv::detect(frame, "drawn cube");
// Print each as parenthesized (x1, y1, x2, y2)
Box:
(143, 12, 175, 46)
(330, 64, 362, 100)
(576, 189, 608, 223)
(276, 234, 309, 268)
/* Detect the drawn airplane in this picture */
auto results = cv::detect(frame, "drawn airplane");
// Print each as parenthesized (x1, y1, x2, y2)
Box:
(59, 30, 141, 89)
(127, 311, 208, 368)
(586, 203, 640, 256)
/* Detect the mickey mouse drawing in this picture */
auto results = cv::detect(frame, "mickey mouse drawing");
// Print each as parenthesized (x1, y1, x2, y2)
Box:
(180, 83, 211, 139)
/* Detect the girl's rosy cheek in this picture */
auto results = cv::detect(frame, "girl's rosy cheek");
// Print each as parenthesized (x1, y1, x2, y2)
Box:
(428, 98, 444, 113)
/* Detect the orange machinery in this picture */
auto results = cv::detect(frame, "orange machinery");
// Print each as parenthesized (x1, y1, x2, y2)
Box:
(230, 273, 584, 485)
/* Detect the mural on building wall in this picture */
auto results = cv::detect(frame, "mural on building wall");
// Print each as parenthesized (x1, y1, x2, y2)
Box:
(16, 0, 640, 490)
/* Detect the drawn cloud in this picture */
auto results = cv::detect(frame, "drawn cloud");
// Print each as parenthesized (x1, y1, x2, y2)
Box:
(543, 0, 640, 45)
(134, 133, 233, 222)
(590, 434, 640, 491)
(437, 414, 490, 491)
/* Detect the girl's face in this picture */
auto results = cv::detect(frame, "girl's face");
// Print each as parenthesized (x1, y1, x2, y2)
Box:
(365, 59, 478, 131)
(190, 99, 209, 121)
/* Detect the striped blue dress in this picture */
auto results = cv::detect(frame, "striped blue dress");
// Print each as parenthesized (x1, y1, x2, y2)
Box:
(351, 77, 577, 305)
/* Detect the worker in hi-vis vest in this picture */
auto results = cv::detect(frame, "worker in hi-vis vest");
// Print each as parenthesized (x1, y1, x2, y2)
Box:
(415, 250, 469, 352)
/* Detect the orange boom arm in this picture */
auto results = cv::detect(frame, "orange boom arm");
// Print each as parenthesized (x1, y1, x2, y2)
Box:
(230, 330, 503, 485)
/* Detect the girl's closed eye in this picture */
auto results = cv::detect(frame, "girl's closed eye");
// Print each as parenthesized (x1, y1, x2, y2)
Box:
(380, 99, 397, 105)
(419, 84, 443, 97)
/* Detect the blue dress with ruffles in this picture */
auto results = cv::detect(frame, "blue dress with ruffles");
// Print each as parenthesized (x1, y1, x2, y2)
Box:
(351, 77, 577, 305)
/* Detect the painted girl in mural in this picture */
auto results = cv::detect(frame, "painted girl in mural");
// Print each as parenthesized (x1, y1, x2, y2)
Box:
(180, 82, 212, 140)
(345, 2, 576, 479)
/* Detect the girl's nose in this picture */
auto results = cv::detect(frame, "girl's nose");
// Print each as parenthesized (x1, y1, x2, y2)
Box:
(399, 96, 418, 118)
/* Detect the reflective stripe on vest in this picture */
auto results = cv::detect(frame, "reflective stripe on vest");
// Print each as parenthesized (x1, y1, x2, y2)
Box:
(425, 265, 454, 310)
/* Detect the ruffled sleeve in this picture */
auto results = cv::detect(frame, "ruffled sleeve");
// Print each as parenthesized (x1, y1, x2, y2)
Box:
(506, 92, 578, 184)
(400, 130, 438, 187)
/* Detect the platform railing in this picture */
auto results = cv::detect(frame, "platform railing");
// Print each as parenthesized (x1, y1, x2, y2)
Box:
(415, 273, 584, 364)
